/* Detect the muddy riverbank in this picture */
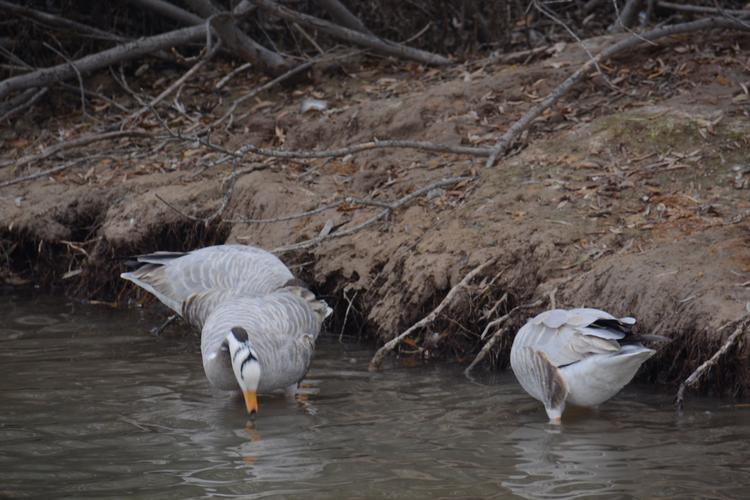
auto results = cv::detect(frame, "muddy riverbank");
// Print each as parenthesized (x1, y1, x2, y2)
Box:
(2, 32, 749, 397)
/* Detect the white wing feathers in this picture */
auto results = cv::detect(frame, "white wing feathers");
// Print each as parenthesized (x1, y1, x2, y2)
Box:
(517, 308, 633, 367)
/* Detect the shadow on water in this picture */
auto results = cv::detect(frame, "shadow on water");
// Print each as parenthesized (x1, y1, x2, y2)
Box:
(1, 293, 750, 499)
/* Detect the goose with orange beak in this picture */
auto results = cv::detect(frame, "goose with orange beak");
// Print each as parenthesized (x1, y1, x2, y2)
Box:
(121, 245, 330, 417)
(194, 287, 330, 417)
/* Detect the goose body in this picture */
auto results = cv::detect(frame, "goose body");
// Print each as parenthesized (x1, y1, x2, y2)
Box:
(185, 287, 327, 392)
(510, 308, 655, 423)
(120, 245, 329, 415)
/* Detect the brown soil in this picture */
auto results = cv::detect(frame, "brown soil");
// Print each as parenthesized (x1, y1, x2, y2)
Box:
(2, 32, 750, 398)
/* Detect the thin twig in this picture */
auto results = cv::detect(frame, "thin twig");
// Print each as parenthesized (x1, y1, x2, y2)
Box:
(0, 155, 106, 189)
(675, 314, 750, 411)
(234, 140, 492, 160)
(58, 82, 130, 112)
(0, 87, 47, 123)
(155, 193, 205, 222)
(212, 60, 314, 128)
(1, 130, 153, 170)
(215, 62, 253, 89)
(658, 1, 750, 18)
(155, 159, 239, 224)
(42, 41, 89, 118)
(226, 200, 344, 224)
(0, 0, 130, 42)
(464, 299, 545, 375)
(339, 288, 358, 342)
(485, 17, 750, 167)
(126, 41, 222, 125)
(272, 176, 475, 254)
(206, 158, 238, 223)
(368, 257, 496, 371)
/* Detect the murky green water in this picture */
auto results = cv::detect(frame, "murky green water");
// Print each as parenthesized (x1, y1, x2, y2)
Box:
(2, 293, 750, 499)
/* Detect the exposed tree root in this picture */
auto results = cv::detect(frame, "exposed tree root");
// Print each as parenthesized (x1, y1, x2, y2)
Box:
(676, 314, 750, 411)
(368, 258, 496, 371)
(464, 298, 545, 376)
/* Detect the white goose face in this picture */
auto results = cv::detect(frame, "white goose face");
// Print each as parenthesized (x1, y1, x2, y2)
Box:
(226, 327, 261, 417)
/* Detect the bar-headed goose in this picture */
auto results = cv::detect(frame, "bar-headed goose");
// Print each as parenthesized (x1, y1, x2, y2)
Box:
(510, 308, 655, 424)
(121, 245, 330, 416)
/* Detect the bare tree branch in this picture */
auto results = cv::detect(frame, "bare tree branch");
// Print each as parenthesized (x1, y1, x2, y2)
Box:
(0, 155, 108, 189)
(134, 0, 288, 74)
(610, 0, 644, 32)
(485, 16, 750, 167)
(657, 1, 750, 18)
(316, 0, 371, 34)
(128, 0, 204, 25)
(1, 130, 153, 170)
(0, 24, 209, 100)
(210, 12, 289, 74)
(235, 139, 492, 160)
(0, 87, 47, 123)
(251, 0, 452, 66)
(676, 314, 750, 411)
(0, 0, 129, 42)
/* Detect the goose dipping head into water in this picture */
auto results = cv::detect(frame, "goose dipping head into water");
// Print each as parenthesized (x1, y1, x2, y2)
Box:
(510, 308, 656, 424)
(121, 245, 331, 417)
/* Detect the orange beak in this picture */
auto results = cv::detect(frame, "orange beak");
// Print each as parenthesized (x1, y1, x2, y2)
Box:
(243, 390, 258, 417)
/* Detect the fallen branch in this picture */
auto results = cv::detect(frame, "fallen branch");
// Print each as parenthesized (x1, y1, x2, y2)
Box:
(0, 0, 129, 42)
(0, 24, 209, 100)
(0, 87, 47, 123)
(0, 155, 105, 189)
(1, 130, 153, 170)
(484, 16, 750, 167)
(368, 257, 495, 371)
(235, 139, 492, 160)
(317, 0, 372, 34)
(675, 315, 750, 411)
(272, 176, 475, 254)
(215, 62, 252, 89)
(252, 0, 451, 66)
(128, 0, 204, 26)
(610, 0, 643, 32)
(657, 1, 750, 18)
(166, 116, 491, 165)
(210, 11, 289, 74)
(59, 82, 130, 113)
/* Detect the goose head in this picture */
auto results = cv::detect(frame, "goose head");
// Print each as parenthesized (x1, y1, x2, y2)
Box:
(226, 326, 261, 417)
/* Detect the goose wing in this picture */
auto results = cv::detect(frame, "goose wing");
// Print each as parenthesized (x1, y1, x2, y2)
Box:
(513, 308, 635, 367)
(120, 244, 294, 314)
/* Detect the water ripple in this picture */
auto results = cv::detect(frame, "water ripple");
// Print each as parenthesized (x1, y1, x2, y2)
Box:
(1, 294, 750, 498)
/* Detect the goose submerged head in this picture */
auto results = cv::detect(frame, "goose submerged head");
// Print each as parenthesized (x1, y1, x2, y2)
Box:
(226, 326, 261, 417)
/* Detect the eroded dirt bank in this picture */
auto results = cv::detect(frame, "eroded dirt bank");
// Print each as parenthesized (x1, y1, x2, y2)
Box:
(2, 33, 749, 397)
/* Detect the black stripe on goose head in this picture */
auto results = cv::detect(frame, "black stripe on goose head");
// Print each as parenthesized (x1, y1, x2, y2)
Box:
(231, 326, 249, 343)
